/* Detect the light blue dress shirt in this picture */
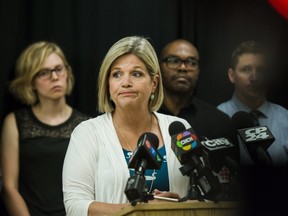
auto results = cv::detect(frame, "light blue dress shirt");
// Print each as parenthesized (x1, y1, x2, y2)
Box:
(218, 94, 288, 166)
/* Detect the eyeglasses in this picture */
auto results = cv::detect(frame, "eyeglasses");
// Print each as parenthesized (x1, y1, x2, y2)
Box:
(161, 56, 199, 70)
(35, 65, 67, 80)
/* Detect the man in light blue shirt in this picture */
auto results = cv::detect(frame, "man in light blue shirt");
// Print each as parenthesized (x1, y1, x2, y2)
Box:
(218, 40, 288, 166)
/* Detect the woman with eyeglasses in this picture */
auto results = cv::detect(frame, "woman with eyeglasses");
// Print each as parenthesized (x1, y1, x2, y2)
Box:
(0, 41, 90, 216)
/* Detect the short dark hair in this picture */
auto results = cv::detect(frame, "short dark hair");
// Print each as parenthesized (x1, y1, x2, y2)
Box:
(231, 40, 265, 69)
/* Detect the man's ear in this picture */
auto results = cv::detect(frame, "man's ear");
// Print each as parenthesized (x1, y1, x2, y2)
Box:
(227, 68, 235, 84)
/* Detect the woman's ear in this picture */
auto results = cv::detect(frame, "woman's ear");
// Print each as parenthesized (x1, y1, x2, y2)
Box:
(152, 75, 159, 92)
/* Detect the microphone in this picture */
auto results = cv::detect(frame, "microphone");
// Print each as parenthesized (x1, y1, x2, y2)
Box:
(231, 111, 275, 165)
(169, 121, 201, 164)
(128, 132, 163, 169)
(125, 132, 162, 205)
(169, 121, 222, 201)
(200, 137, 239, 174)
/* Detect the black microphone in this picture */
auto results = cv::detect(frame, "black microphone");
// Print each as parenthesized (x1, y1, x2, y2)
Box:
(169, 121, 201, 164)
(128, 132, 163, 169)
(200, 137, 239, 174)
(169, 121, 222, 201)
(231, 111, 275, 165)
(125, 132, 162, 205)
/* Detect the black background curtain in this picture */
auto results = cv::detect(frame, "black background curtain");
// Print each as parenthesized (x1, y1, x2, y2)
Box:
(1, 0, 287, 121)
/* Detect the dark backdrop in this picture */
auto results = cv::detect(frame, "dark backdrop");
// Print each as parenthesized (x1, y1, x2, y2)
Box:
(1, 0, 288, 122)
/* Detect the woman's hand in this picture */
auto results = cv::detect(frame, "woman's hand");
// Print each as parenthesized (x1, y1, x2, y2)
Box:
(147, 189, 181, 203)
(153, 189, 180, 199)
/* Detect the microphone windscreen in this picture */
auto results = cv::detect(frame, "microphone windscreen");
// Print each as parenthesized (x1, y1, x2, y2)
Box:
(129, 132, 162, 169)
(169, 121, 186, 136)
(144, 132, 159, 149)
(231, 111, 254, 129)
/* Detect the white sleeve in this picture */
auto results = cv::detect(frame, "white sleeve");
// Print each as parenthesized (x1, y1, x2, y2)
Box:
(62, 122, 98, 216)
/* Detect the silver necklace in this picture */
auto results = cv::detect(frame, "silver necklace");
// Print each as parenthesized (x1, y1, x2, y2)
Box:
(113, 113, 156, 193)
(113, 114, 153, 151)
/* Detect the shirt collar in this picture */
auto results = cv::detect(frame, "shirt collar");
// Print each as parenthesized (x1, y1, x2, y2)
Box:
(231, 94, 269, 118)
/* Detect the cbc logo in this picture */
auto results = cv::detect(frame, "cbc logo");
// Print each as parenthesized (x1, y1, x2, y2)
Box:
(176, 131, 197, 151)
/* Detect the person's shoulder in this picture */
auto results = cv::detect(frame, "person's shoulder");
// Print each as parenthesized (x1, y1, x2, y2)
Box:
(155, 112, 191, 128)
(70, 115, 98, 137)
(267, 101, 288, 111)
(266, 101, 288, 117)
(74, 112, 109, 128)
(194, 97, 221, 110)
(193, 97, 231, 119)
(12, 106, 30, 115)
(1, 108, 24, 130)
(72, 108, 92, 120)
(155, 111, 183, 121)
(5, 106, 30, 122)
(3, 111, 16, 124)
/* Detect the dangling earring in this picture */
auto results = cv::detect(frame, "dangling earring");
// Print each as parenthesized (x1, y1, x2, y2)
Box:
(150, 93, 155, 101)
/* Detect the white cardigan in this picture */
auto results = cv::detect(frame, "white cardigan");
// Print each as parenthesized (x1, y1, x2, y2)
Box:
(63, 112, 190, 216)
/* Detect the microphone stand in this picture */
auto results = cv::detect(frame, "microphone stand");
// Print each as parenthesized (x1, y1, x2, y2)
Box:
(124, 159, 154, 206)
(178, 157, 203, 201)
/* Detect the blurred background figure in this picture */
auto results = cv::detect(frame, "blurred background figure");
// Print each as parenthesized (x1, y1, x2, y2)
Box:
(158, 39, 239, 200)
(217, 40, 288, 166)
(158, 39, 235, 140)
(0, 41, 90, 216)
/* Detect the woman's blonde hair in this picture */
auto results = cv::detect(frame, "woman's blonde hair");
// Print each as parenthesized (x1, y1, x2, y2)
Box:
(97, 36, 164, 113)
(9, 41, 74, 105)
